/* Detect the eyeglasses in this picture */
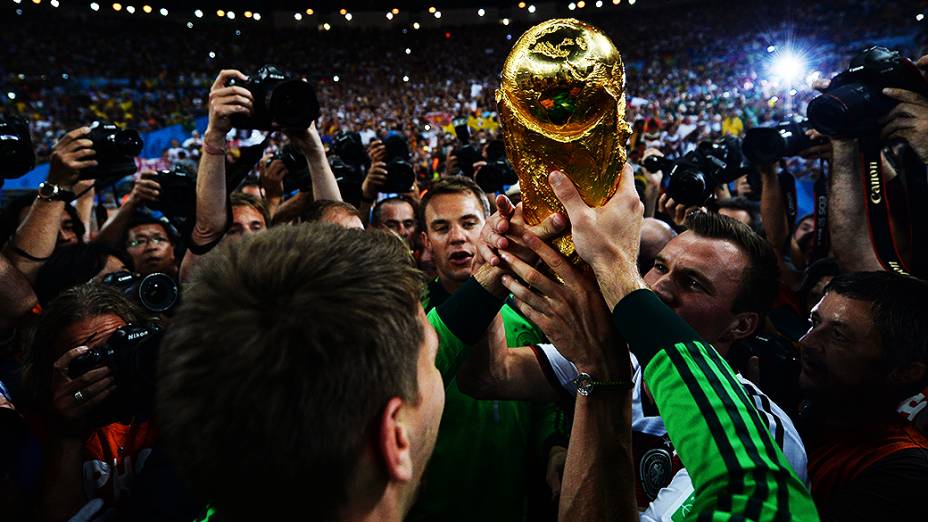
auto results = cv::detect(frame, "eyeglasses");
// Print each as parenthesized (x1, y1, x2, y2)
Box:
(127, 236, 169, 248)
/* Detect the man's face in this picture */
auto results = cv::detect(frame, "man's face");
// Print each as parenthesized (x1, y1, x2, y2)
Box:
(644, 232, 748, 348)
(792, 216, 815, 244)
(127, 223, 176, 275)
(55, 313, 126, 360)
(321, 209, 364, 230)
(59, 210, 79, 245)
(379, 201, 417, 245)
(423, 193, 485, 289)
(798, 292, 885, 401)
(226, 205, 267, 240)
(406, 306, 444, 499)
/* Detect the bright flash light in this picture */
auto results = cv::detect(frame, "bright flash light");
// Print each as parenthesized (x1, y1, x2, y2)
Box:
(333, 75, 340, 82)
(771, 51, 806, 84)
(477, 8, 485, 16)
(403, 75, 410, 82)
(917, 13, 924, 22)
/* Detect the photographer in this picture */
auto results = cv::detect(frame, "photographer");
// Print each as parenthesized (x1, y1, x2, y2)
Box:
(880, 54, 928, 164)
(21, 284, 157, 521)
(181, 69, 341, 281)
(2, 127, 93, 283)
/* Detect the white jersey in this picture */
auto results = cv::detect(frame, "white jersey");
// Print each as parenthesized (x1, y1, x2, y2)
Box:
(534, 343, 808, 520)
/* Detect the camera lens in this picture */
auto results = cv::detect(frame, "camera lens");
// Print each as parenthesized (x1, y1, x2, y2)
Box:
(114, 129, 144, 157)
(665, 164, 709, 207)
(742, 128, 787, 165)
(269, 79, 319, 129)
(807, 83, 887, 137)
(137, 273, 179, 313)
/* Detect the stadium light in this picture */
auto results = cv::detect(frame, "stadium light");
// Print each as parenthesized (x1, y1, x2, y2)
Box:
(112, 3, 121, 11)
(518, 1, 526, 8)
(917, 13, 925, 22)
(477, 8, 485, 16)
(253, 13, 261, 21)
(126, 5, 135, 13)
(90, 2, 99, 11)
(628, 0, 635, 4)
(339, 8, 347, 15)
(386, 12, 393, 19)
(50, 0, 59, 6)
(613, 0, 621, 4)
(434, 10, 441, 18)
(333, 75, 340, 82)
(568, 2, 576, 10)
(528, 5, 536, 13)
(391, 8, 399, 14)
(215, 9, 223, 17)
(323, 22, 331, 30)
(413, 21, 420, 29)
(193, 8, 203, 17)
(142, 4, 151, 13)
(345, 12, 353, 20)
(405, 48, 411, 54)
(502, 17, 510, 25)
(159, 7, 166, 15)
(770, 51, 806, 85)
(305, 8, 313, 15)
(186, 21, 193, 28)
(577, 0, 585, 8)
(243, 10, 251, 17)
(293, 12, 301, 20)
(13, 0, 22, 4)
(428, 6, 436, 13)
(32, 0, 40, 4)
(403, 75, 409, 82)
(596, 0, 603, 7)
(208, 51, 216, 58)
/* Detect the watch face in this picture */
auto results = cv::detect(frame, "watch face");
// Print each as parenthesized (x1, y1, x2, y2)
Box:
(575, 372, 593, 396)
(38, 183, 57, 198)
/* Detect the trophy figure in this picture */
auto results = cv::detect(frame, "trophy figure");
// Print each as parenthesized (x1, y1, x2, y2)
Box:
(497, 18, 631, 260)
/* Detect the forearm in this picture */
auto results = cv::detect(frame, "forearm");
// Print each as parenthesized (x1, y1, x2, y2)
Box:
(829, 140, 882, 272)
(74, 187, 94, 242)
(94, 199, 141, 247)
(192, 130, 229, 244)
(303, 134, 341, 201)
(457, 347, 560, 402)
(3, 199, 65, 283)
(559, 388, 635, 521)
(37, 436, 84, 522)
(760, 167, 789, 254)
(272, 191, 311, 225)
(0, 254, 37, 327)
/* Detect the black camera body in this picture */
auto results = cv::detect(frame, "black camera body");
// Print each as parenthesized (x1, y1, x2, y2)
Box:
(271, 144, 311, 193)
(0, 115, 36, 180)
(742, 118, 823, 165)
(381, 133, 416, 193)
(807, 46, 928, 138)
(728, 334, 801, 410)
(452, 118, 483, 178)
(67, 323, 162, 425)
(102, 270, 179, 314)
(146, 165, 196, 222)
(328, 131, 367, 204)
(647, 137, 749, 206)
(474, 139, 517, 194)
(79, 121, 143, 183)
(226, 65, 319, 131)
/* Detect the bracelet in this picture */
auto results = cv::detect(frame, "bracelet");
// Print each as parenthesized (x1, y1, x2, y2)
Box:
(202, 142, 227, 156)
(8, 244, 50, 262)
(574, 372, 634, 396)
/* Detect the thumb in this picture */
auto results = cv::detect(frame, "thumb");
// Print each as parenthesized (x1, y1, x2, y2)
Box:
(496, 194, 516, 219)
(548, 170, 586, 220)
(529, 212, 567, 241)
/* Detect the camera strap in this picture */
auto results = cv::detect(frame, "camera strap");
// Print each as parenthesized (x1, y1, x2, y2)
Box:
(892, 143, 928, 275)
(777, 162, 798, 228)
(811, 161, 830, 262)
(859, 139, 910, 275)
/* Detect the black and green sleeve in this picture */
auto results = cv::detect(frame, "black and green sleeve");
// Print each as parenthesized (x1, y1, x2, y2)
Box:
(612, 289, 819, 521)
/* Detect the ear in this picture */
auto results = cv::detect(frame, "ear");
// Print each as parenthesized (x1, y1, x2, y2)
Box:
(420, 231, 432, 253)
(721, 312, 760, 343)
(888, 363, 927, 392)
(378, 397, 413, 483)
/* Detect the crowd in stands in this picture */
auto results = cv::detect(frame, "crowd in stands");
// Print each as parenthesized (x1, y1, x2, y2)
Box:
(1, 0, 928, 521)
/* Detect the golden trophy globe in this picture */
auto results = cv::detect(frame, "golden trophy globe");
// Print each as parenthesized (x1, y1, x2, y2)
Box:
(496, 18, 631, 260)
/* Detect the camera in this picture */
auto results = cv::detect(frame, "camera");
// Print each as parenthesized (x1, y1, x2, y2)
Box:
(0, 115, 36, 180)
(102, 270, 179, 314)
(146, 165, 196, 219)
(79, 121, 144, 182)
(742, 118, 824, 165)
(645, 137, 749, 206)
(452, 117, 483, 178)
(226, 65, 320, 131)
(270, 144, 311, 193)
(328, 131, 368, 204)
(67, 323, 162, 424)
(381, 133, 416, 193)
(807, 46, 928, 138)
(474, 139, 517, 193)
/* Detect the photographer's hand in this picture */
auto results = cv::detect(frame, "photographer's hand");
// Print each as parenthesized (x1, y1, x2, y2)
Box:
(881, 88, 928, 164)
(658, 193, 700, 228)
(50, 346, 115, 434)
(285, 122, 341, 201)
(126, 172, 161, 208)
(205, 70, 252, 138)
(48, 127, 95, 190)
(362, 142, 388, 201)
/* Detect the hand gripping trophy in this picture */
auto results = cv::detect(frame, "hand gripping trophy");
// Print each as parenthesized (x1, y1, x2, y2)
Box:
(497, 18, 631, 261)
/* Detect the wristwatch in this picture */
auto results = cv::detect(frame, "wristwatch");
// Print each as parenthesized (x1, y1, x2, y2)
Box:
(36, 182, 76, 202)
(574, 371, 633, 396)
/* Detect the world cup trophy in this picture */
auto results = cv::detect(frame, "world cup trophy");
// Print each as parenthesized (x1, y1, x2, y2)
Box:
(496, 18, 631, 261)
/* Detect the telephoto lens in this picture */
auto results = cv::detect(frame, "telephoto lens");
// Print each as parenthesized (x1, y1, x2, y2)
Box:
(742, 119, 817, 165)
(226, 65, 320, 130)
